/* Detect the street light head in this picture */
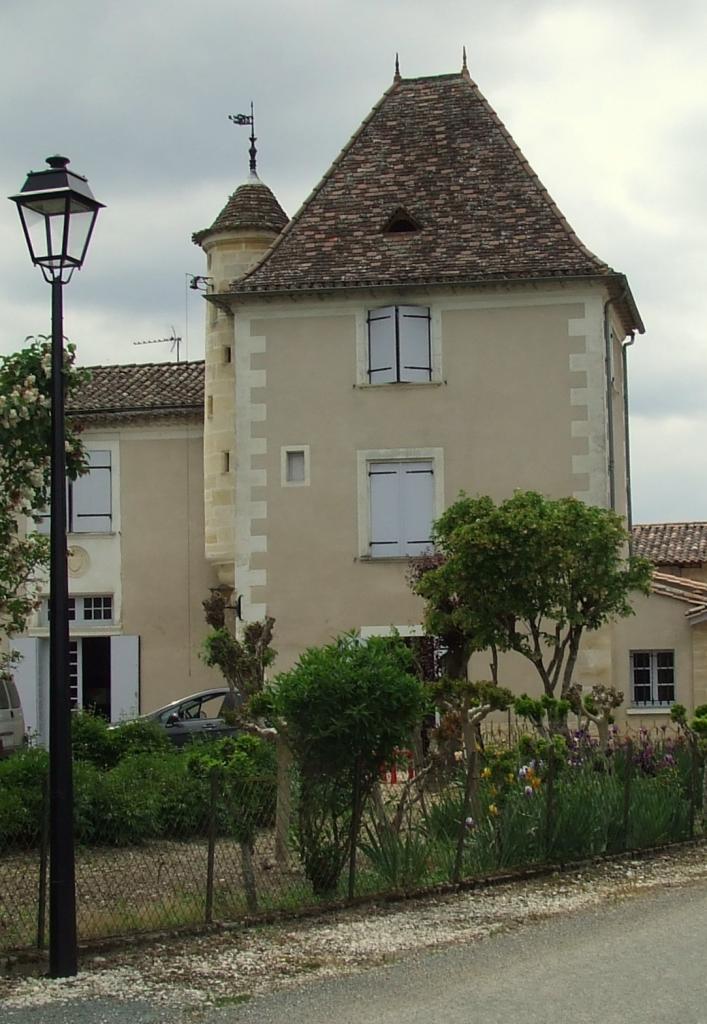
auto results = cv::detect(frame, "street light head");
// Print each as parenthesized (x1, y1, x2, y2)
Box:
(9, 155, 104, 284)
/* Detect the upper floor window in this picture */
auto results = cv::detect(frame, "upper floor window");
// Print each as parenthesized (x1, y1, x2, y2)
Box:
(631, 650, 675, 707)
(367, 305, 431, 384)
(37, 450, 112, 534)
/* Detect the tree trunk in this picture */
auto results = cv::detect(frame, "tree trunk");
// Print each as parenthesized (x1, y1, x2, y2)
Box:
(275, 734, 293, 866)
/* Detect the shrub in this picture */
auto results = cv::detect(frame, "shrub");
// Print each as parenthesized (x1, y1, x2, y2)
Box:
(71, 711, 114, 768)
(270, 633, 426, 896)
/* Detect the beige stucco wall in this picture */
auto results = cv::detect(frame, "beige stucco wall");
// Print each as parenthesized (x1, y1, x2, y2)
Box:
(230, 282, 615, 670)
(119, 424, 218, 711)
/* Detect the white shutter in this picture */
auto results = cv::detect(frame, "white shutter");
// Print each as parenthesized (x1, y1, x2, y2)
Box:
(10, 638, 40, 740)
(401, 462, 434, 555)
(71, 450, 112, 533)
(368, 307, 397, 383)
(110, 635, 139, 722)
(369, 463, 401, 556)
(398, 306, 431, 382)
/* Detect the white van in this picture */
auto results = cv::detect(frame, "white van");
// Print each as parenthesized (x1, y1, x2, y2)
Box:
(0, 675, 25, 756)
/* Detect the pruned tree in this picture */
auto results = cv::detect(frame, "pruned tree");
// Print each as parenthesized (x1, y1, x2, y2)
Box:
(411, 491, 652, 731)
(579, 683, 624, 751)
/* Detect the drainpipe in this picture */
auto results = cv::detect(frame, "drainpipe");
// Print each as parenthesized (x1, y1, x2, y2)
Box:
(603, 297, 618, 510)
(622, 332, 636, 549)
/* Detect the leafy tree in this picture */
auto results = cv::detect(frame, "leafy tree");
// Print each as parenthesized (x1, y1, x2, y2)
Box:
(0, 337, 87, 684)
(265, 633, 426, 896)
(412, 491, 652, 728)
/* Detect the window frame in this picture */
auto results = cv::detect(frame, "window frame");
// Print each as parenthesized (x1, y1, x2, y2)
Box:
(630, 649, 676, 708)
(356, 447, 444, 560)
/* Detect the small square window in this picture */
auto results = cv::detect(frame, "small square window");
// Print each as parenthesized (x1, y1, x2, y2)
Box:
(287, 451, 305, 483)
(281, 446, 310, 487)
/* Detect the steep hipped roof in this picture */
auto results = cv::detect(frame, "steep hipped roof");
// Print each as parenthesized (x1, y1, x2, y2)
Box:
(232, 68, 642, 332)
(66, 361, 204, 424)
(633, 522, 707, 568)
(192, 174, 288, 245)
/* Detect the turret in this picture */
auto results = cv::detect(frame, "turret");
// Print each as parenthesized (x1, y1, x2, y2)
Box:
(192, 158, 287, 586)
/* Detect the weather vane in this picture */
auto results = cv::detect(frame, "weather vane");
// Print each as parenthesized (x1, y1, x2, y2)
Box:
(228, 102, 257, 175)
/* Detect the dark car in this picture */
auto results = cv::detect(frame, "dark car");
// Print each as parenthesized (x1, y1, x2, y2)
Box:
(138, 687, 242, 746)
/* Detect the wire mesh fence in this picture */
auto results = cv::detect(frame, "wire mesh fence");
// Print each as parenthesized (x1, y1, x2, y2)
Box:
(0, 733, 703, 955)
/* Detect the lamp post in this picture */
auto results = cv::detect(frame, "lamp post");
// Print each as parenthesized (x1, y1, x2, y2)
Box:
(9, 156, 103, 978)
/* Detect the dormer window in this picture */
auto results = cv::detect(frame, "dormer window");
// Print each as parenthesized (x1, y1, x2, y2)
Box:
(367, 306, 431, 383)
(382, 208, 421, 234)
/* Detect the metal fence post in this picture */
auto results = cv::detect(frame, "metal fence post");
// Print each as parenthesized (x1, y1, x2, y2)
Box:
(622, 739, 633, 851)
(36, 769, 50, 949)
(205, 768, 218, 925)
(543, 757, 556, 863)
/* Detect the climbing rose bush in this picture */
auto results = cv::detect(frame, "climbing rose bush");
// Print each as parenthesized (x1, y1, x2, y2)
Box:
(0, 337, 88, 660)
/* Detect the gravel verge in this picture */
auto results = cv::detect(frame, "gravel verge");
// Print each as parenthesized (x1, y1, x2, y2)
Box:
(1, 842, 705, 1019)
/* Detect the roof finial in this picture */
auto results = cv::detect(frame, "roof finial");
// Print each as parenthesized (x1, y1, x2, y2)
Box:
(462, 45, 469, 76)
(394, 52, 401, 82)
(228, 101, 258, 178)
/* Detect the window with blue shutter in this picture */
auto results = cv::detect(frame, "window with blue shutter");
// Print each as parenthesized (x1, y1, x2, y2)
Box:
(369, 461, 434, 557)
(367, 305, 432, 383)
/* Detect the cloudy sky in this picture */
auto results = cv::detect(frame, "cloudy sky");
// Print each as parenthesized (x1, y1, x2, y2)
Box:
(0, 0, 705, 525)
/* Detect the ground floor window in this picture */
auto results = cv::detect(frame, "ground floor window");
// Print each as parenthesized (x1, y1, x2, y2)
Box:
(630, 650, 675, 707)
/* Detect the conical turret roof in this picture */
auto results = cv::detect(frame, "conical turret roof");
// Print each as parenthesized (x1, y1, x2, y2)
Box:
(231, 68, 642, 332)
(192, 172, 288, 245)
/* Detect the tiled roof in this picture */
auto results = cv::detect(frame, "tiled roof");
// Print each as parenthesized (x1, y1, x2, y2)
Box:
(192, 174, 288, 245)
(231, 69, 641, 332)
(66, 361, 204, 423)
(652, 572, 707, 618)
(632, 522, 707, 568)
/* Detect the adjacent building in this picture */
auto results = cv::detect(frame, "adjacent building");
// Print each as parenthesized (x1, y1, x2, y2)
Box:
(14, 361, 216, 742)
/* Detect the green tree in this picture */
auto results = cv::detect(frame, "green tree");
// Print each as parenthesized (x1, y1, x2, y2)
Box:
(265, 633, 426, 896)
(0, 337, 87, 683)
(412, 491, 652, 725)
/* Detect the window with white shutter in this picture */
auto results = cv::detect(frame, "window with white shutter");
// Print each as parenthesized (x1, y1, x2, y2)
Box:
(70, 450, 112, 533)
(367, 305, 432, 383)
(369, 461, 434, 557)
(36, 449, 112, 534)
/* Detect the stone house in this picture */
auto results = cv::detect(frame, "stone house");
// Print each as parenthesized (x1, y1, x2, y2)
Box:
(192, 60, 701, 723)
(16, 61, 707, 728)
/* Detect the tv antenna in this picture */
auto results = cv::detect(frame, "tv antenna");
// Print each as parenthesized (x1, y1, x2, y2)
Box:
(133, 327, 182, 362)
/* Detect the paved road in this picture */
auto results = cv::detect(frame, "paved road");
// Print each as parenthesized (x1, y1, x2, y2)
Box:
(214, 881, 707, 1024)
(3, 880, 706, 1024)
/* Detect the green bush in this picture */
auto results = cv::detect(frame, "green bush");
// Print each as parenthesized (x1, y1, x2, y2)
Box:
(0, 747, 48, 846)
(71, 712, 115, 768)
(72, 711, 171, 770)
(108, 719, 171, 762)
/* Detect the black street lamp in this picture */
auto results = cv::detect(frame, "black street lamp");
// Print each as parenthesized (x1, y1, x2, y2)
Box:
(9, 156, 103, 978)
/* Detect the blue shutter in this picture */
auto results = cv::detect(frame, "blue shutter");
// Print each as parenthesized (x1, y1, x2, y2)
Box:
(398, 306, 431, 382)
(368, 307, 397, 383)
(401, 462, 434, 555)
(369, 462, 401, 556)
